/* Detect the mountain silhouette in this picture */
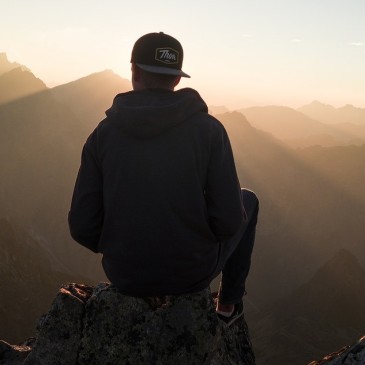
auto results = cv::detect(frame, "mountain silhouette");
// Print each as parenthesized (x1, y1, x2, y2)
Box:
(0, 67, 47, 105)
(0, 66, 133, 342)
(51, 70, 131, 127)
(209, 105, 230, 115)
(1, 56, 364, 364)
(0, 65, 133, 284)
(0, 70, 131, 283)
(298, 101, 365, 145)
(215, 111, 365, 309)
(298, 100, 365, 125)
(0, 218, 90, 343)
(239, 105, 334, 138)
(0, 52, 29, 75)
(238, 105, 365, 147)
(252, 249, 365, 365)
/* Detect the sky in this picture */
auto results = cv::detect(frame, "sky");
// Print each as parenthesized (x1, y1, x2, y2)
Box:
(1, 0, 364, 109)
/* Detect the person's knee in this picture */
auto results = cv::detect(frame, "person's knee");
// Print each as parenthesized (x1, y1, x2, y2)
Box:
(241, 188, 259, 219)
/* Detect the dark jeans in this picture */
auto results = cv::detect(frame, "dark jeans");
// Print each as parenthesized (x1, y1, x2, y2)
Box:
(214, 188, 259, 305)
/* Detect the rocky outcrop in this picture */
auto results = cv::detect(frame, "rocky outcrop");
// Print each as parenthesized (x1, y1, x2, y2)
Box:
(0, 283, 255, 365)
(308, 335, 365, 365)
(0, 340, 32, 364)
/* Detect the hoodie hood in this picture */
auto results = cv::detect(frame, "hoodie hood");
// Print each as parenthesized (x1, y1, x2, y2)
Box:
(105, 88, 208, 138)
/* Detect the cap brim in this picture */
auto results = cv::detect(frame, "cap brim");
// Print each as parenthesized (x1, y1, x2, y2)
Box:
(136, 63, 190, 78)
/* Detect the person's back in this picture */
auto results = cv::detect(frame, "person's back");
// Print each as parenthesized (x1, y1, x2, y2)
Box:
(71, 86, 244, 296)
(69, 32, 258, 325)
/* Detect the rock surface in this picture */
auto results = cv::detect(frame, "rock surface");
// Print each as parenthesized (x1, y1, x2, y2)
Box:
(0, 340, 32, 365)
(308, 335, 365, 365)
(0, 283, 255, 365)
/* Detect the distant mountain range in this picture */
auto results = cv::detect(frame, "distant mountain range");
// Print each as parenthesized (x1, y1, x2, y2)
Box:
(234, 105, 365, 148)
(0, 218, 91, 343)
(0, 53, 29, 75)
(252, 249, 365, 365)
(0, 65, 47, 105)
(218, 111, 365, 305)
(208, 105, 230, 115)
(0, 53, 364, 364)
(0, 58, 131, 282)
(298, 100, 365, 125)
(51, 69, 131, 125)
(0, 58, 131, 343)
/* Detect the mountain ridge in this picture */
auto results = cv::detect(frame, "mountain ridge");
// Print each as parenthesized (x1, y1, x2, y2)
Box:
(217, 110, 365, 308)
(298, 100, 365, 125)
(252, 249, 365, 365)
(0, 53, 29, 75)
(50, 69, 131, 125)
(0, 218, 91, 343)
(238, 105, 365, 147)
(0, 67, 47, 105)
(1, 54, 364, 365)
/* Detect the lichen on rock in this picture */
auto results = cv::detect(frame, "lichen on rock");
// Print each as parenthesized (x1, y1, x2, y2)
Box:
(1, 283, 256, 365)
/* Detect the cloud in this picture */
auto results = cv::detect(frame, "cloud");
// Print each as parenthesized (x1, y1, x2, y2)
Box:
(350, 42, 364, 46)
(291, 39, 303, 43)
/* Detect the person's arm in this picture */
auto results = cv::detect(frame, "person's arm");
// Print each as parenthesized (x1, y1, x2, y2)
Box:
(205, 124, 246, 241)
(68, 130, 103, 252)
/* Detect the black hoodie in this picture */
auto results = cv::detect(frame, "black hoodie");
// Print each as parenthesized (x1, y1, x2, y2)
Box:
(69, 87, 245, 296)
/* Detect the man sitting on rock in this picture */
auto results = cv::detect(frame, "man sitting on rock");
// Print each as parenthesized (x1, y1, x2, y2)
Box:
(68, 32, 259, 326)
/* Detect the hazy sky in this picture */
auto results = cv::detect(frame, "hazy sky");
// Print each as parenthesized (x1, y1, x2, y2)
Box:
(1, 0, 364, 108)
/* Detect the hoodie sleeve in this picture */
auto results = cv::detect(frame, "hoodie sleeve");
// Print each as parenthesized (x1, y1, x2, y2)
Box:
(68, 130, 103, 252)
(205, 124, 246, 241)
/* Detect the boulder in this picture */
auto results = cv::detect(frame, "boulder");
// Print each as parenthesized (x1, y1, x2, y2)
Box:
(1, 283, 255, 365)
(0, 340, 32, 365)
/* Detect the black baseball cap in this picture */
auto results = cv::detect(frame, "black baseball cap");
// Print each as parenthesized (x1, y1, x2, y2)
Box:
(131, 32, 190, 78)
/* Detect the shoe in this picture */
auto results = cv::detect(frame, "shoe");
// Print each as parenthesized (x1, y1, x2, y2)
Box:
(216, 301, 244, 327)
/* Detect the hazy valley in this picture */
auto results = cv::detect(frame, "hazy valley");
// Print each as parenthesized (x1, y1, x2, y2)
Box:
(1, 53, 364, 364)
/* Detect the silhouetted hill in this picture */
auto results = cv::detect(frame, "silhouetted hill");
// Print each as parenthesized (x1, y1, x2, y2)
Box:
(298, 100, 365, 125)
(0, 218, 91, 343)
(331, 122, 365, 143)
(252, 249, 365, 365)
(0, 52, 29, 75)
(296, 144, 365, 205)
(0, 65, 131, 286)
(0, 71, 131, 282)
(238, 105, 365, 147)
(51, 70, 131, 126)
(0, 67, 47, 105)
(214, 112, 365, 365)
(0, 67, 133, 343)
(1, 58, 364, 364)
(209, 105, 230, 115)
(215, 112, 365, 309)
(239, 105, 331, 139)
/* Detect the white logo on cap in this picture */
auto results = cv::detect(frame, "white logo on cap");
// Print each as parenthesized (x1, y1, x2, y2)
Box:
(155, 48, 179, 64)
